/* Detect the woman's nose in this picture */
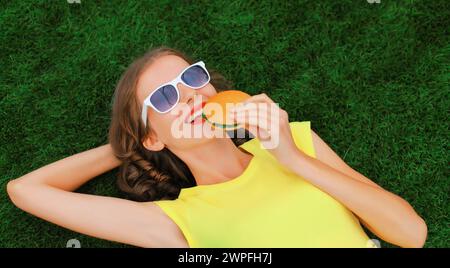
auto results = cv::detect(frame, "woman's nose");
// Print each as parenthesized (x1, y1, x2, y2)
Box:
(178, 83, 203, 105)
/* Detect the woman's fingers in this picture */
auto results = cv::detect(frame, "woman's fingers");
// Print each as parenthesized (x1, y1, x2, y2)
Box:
(234, 113, 272, 131)
(228, 92, 286, 142)
(232, 104, 269, 118)
(242, 93, 275, 104)
(232, 109, 272, 140)
(231, 101, 281, 125)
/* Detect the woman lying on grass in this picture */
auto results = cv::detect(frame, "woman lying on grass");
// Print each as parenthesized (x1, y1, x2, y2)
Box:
(7, 46, 427, 248)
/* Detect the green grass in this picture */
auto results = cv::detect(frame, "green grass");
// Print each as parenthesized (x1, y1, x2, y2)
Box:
(0, 0, 448, 248)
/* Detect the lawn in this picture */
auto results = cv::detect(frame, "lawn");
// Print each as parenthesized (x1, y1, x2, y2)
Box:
(0, 0, 448, 248)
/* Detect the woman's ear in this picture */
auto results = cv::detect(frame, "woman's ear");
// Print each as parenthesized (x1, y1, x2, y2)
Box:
(142, 131, 165, 152)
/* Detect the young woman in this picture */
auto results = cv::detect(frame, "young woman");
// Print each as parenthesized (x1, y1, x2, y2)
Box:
(6, 46, 427, 248)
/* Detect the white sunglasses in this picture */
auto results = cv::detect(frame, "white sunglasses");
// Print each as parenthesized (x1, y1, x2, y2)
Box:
(141, 61, 210, 127)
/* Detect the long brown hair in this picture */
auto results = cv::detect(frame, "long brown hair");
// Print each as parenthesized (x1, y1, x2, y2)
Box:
(108, 46, 251, 202)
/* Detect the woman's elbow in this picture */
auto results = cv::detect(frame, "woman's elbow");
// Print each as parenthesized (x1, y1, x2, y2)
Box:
(399, 216, 428, 248)
(6, 179, 31, 208)
(410, 217, 428, 248)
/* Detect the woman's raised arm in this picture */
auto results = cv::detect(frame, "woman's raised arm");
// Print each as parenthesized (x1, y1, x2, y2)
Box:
(6, 144, 187, 248)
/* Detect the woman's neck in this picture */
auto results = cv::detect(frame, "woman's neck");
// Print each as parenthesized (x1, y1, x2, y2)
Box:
(172, 138, 253, 186)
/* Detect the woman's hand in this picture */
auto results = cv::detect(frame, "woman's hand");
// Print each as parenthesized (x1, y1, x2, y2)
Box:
(229, 93, 300, 165)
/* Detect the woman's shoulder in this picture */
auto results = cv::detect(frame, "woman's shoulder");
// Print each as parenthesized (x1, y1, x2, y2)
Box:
(289, 120, 311, 129)
(288, 121, 313, 141)
(288, 120, 316, 158)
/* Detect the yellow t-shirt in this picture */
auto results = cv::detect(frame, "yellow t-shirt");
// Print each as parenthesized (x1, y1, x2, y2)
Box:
(154, 121, 372, 248)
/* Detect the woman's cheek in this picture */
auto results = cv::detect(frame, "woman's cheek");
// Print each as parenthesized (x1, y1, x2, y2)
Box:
(206, 86, 217, 97)
(147, 112, 170, 136)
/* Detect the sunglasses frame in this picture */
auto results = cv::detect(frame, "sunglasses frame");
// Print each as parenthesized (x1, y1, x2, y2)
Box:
(141, 61, 210, 127)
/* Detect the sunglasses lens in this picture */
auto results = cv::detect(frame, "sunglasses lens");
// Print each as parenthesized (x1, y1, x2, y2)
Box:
(150, 85, 178, 112)
(181, 65, 209, 88)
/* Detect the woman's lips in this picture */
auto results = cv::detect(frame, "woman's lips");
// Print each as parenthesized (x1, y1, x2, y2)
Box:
(184, 101, 207, 123)
(191, 114, 206, 125)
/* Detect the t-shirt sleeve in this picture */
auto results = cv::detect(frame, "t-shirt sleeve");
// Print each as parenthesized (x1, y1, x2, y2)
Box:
(288, 121, 317, 159)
